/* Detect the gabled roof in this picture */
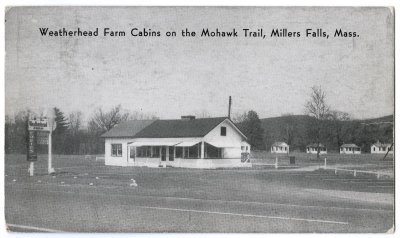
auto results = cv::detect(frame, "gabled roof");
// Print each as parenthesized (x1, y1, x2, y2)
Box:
(101, 120, 156, 138)
(307, 143, 325, 148)
(272, 142, 288, 147)
(133, 117, 228, 138)
(372, 141, 392, 147)
(340, 143, 360, 148)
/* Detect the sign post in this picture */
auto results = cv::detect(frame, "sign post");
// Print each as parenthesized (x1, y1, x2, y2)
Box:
(29, 162, 34, 176)
(27, 129, 38, 176)
(47, 108, 56, 175)
(27, 112, 56, 176)
(48, 131, 54, 174)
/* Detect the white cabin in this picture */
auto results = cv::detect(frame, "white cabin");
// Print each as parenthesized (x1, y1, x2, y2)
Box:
(306, 143, 327, 154)
(101, 116, 251, 169)
(271, 142, 289, 154)
(371, 141, 393, 154)
(340, 144, 361, 154)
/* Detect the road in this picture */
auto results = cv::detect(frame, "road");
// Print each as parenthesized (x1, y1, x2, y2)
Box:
(5, 161, 394, 233)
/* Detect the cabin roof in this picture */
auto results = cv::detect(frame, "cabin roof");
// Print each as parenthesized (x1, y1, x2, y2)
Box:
(307, 143, 325, 148)
(340, 143, 360, 148)
(272, 142, 288, 147)
(132, 117, 228, 138)
(100, 120, 156, 138)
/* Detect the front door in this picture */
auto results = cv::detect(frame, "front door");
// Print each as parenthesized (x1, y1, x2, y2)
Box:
(128, 146, 135, 164)
(160, 146, 167, 167)
(168, 147, 174, 161)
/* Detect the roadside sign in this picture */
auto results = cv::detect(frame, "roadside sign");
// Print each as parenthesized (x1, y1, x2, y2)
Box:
(37, 131, 50, 145)
(28, 117, 51, 131)
(27, 131, 37, 162)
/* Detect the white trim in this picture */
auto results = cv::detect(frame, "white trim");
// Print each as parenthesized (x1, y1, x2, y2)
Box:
(128, 141, 179, 146)
(175, 140, 202, 147)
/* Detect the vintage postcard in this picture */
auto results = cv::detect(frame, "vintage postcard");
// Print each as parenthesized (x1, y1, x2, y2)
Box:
(4, 6, 394, 233)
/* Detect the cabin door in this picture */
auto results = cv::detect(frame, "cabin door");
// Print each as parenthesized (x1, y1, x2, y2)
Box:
(128, 146, 135, 164)
(160, 146, 167, 167)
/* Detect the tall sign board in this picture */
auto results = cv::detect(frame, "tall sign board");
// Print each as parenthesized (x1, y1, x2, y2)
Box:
(27, 130, 37, 162)
(27, 116, 54, 176)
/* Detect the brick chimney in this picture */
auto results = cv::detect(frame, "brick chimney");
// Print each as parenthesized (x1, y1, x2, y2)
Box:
(181, 115, 196, 120)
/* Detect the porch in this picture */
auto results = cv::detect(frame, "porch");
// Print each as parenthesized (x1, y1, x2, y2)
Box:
(127, 141, 250, 168)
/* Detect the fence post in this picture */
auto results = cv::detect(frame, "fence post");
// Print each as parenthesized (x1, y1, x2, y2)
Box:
(334, 166, 337, 175)
(353, 170, 357, 177)
(324, 158, 327, 170)
(376, 172, 380, 180)
(275, 157, 278, 169)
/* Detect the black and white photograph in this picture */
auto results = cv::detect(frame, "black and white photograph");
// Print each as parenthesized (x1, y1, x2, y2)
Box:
(3, 6, 395, 233)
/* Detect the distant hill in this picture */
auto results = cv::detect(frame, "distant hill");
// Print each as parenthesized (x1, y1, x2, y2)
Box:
(356, 115, 394, 124)
(260, 114, 393, 152)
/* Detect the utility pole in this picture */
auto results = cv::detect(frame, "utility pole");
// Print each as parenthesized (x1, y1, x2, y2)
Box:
(228, 96, 232, 119)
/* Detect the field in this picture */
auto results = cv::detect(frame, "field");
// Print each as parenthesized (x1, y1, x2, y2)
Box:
(4, 153, 394, 233)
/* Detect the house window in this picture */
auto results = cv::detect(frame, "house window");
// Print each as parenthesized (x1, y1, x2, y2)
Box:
(137, 146, 151, 158)
(152, 146, 160, 158)
(111, 144, 122, 157)
(373, 147, 375, 151)
(220, 127, 227, 136)
(188, 144, 199, 158)
(175, 147, 183, 158)
(129, 147, 135, 158)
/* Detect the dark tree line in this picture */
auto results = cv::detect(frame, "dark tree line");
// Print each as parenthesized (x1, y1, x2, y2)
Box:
(5, 105, 158, 155)
(263, 86, 393, 154)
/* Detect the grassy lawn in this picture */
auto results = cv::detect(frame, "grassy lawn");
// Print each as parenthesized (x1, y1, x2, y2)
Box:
(250, 151, 394, 171)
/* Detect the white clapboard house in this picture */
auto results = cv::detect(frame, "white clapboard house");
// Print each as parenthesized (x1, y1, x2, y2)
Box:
(340, 144, 361, 154)
(271, 142, 289, 154)
(371, 141, 394, 154)
(101, 116, 251, 169)
(306, 143, 327, 154)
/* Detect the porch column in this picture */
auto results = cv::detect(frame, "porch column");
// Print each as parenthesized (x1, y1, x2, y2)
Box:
(201, 141, 205, 159)
(166, 146, 169, 161)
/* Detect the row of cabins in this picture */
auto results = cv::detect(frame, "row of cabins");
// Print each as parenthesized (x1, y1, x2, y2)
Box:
(271, 142, 393, 154)
(101, 116, 251, 169)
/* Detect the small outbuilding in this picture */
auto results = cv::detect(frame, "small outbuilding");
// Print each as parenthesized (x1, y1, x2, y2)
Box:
(271, 142, 289, 154)
(340, 144, 361, 154)
(371, 141, 393, 154)
(306, 143, 327, 154)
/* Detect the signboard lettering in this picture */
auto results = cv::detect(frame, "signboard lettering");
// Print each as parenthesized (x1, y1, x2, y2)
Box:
(28, 117, 50, 131)
(27, 131, 37, 161)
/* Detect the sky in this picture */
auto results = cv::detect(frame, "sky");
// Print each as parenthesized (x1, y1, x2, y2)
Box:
(5, 7, 394, 121)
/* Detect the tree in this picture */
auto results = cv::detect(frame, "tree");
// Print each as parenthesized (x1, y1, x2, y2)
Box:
(327, 110, 350, 151)
(88, 105, 129, 133)
(305, 86, 331, 159)
(282, 115, 296, 147)
(5, 110, 30, 153)
(236, 110, 265, 150)
(128, 110, 159, 120)
(52, 107, 69, 154)
(87, 105, 130, 154)
(65, 111, 83, 154)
